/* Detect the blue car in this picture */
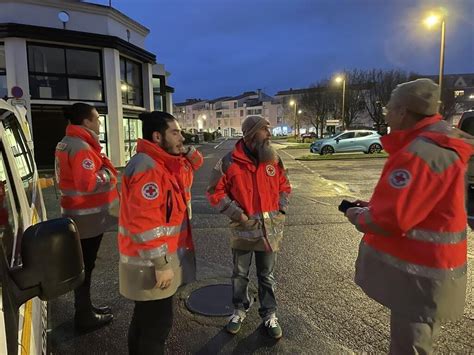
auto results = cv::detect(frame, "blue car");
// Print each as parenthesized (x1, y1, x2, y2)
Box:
(310, 130, 383, 155)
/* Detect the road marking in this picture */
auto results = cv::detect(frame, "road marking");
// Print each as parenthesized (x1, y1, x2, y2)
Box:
(21, 300, 32, 355)
(214, 138, 228, 149)
(280, 149, 296, 160)
(300, 196, 332, 206)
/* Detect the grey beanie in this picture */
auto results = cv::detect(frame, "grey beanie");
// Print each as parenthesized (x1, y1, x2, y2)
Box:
(241, 115, 270, 139)
(390, 78, 441, 116)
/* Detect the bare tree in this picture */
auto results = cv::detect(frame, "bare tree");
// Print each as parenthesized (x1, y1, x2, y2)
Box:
(363, 69, 411, 131)
(340, 69, 367, 128)
(299, 85, 336, 137)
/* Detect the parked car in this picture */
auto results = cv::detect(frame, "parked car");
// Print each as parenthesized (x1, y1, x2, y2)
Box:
(457, 109, 474, 229)
(300, 131, 317, 140)
(310, 130, 382, 155)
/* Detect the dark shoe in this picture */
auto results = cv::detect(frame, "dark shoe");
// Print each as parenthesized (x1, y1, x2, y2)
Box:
(74, 310, 113, 332)
(264, 316, 282, 340)
(226, 310, 246, 335)
(92, 304, 112, 315)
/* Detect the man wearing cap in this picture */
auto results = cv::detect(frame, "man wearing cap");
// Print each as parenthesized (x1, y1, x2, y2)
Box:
(345, 78, 472, 354)
(207, 116, 291, 339)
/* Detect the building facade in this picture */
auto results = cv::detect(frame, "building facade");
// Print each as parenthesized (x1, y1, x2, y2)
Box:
(174, 90, 285, 137)
(0, 0, 173, 168)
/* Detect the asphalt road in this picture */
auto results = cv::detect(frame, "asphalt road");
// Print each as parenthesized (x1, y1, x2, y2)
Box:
(45, 139, 474, 354)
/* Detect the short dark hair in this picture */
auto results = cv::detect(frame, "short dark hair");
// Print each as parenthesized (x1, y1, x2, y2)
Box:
(139, 111, 176, 141)
(63, 103, 96, 125)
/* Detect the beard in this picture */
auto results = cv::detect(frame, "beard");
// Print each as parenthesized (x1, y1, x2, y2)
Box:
(254, 138, 277, 163)
(160, 137, 182, 156)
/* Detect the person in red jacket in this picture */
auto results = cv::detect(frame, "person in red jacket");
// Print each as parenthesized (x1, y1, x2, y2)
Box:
(55, 103, 118, 331)
(119, 111, 195, 355)
(179, 146, 203, 219)
(346, 79, 472, 354)
(207, 116, 291, 339)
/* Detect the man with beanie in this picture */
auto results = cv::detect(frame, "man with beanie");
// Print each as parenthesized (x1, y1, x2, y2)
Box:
(345, 78, 472, 354)
(55, 103, 117, 331)
(207, 116, 291, 339)
(119, 111, 196, 354)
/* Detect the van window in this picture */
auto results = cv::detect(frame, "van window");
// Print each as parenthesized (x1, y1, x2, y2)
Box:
(0, 149, 20, 270)
(460, 115, 474, 136)
(2, 114, 35, 206)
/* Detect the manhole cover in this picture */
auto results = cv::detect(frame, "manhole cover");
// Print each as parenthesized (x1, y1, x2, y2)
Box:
(185, 284, 233, 316)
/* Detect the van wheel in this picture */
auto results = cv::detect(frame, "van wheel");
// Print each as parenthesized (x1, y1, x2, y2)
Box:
(368, 143, 382, 154)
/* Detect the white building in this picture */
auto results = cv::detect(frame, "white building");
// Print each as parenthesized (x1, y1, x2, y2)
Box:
(174, 90, 284, 137)
(0, 0, 173, 168)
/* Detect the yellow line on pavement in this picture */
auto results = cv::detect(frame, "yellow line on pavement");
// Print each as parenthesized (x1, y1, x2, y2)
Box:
(21, 300, 32, 355)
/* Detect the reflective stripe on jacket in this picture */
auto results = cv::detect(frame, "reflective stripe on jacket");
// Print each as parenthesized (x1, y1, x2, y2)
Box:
(55, 124, 118, 239)
(118, 139, 195, 301)
(207, 139, 291, 251)
(354, 115, 472, 321)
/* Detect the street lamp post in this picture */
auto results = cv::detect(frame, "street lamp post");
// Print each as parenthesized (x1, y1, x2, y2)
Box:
(335, 76, 346, 130)
(423, 12, 446, 99)
(289, 100, 298, 138)
(297, 109, 303, 136)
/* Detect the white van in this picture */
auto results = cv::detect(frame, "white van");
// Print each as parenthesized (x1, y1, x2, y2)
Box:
(0, 99, 83, 354)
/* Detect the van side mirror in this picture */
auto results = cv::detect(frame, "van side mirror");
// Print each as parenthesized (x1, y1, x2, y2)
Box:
(11, 218, 84, 300)
(1, 218, 84, 354)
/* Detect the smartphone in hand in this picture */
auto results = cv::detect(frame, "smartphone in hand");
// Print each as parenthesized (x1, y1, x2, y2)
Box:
(338, 200, 359, 213)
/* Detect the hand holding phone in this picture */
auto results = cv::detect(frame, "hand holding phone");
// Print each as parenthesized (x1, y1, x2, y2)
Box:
(338, 199, 359, 213)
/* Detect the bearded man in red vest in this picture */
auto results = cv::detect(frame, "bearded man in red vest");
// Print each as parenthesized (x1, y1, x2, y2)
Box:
(207, 116, 291, 339)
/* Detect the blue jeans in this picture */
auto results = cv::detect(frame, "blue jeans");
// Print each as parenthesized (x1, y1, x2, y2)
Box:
(231, 249, 277, 319)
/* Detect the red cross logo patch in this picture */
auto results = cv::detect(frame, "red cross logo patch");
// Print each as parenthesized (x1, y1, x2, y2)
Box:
(266, 164, 276, 177)
(389, 169, 411, 189)
(82, 159, 94, 170)
(142, 182, 159, 200)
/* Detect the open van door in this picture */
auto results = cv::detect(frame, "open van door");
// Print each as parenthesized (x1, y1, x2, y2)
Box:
(0, 99, 84, 354)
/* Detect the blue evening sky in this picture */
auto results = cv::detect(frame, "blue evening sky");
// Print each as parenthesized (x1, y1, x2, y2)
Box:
(92, 0, 473, 102)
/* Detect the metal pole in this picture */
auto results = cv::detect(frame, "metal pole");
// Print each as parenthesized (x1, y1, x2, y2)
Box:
(296, 103, 299, 137)
(438, 20, 446, 103)
(293, 103, 297, 138)
(341, 79, 346, 130)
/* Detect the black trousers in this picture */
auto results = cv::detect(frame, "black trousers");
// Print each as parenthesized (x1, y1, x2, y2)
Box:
(128, 297, 174, 355)
(74, 234, 103, 311)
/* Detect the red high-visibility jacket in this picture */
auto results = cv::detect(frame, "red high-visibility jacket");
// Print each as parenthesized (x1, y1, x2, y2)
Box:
(179, 146, 203, 218)
(353, 115, 472, 321)
(207, 139, 291, 251)
(118, 139, 195, 301)
(55, 124, 118, 239)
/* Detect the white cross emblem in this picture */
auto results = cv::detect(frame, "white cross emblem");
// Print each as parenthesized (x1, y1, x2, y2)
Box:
(142, 182, 159, 200)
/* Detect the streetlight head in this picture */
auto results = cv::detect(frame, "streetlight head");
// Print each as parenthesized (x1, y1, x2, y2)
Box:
(298, 109, 303, 114)
(289, 100, 295, 106)
(423, 14, 441, 28)
(334, 76, 344, 84)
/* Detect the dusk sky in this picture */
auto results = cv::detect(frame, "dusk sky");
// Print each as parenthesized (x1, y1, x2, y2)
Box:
(97, 0, 472, 102)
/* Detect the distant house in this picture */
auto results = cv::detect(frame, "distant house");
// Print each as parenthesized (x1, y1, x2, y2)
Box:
(174, 90, 283, 137)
